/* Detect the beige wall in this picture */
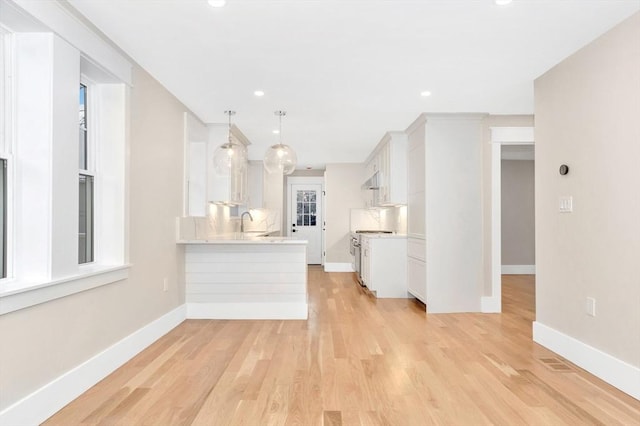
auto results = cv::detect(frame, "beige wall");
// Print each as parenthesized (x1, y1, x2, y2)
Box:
(501, 160, 535, 266)
(481, 115, 535, 294)
(325, 163, 365, 263)
(534, 12, 640, 365)
(0, 66, 187, 409)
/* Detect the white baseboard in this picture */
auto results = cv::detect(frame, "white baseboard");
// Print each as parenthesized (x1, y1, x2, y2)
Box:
(324, 262, 354, 272)
(533, 321, 640, 400)
(481, 296, 501, 313)
(187, 302, 308, 320)
(0, 305, 187, 425)
(501, 264, 536, 274)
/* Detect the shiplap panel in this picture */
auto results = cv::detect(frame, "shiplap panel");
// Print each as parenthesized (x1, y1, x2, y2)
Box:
(184, 243, 308, 318)
(187, 283, 305, 295)
(186, 262, 303, 273)
(186, 272, 306, 284)
(185, 244, 305, 255)
(186, 252, 306, 264)
(186, 294, 306, 304)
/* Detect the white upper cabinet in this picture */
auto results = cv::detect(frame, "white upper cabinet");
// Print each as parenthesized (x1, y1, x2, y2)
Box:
(184, 112, 209, 217)
(407, 119, 426, 239)
(246, 160, 264, 209)
(184, 118, 253, 214)
(364, 131, 408, 207)
(208, 124, 250, 206)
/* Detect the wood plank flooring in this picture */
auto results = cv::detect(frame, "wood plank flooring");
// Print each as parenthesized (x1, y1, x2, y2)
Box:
(45, 269, 640, 425)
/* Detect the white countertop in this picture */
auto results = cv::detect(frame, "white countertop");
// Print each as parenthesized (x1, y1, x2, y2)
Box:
(352, 233, 407, 240)
(178, 234, 308, 245)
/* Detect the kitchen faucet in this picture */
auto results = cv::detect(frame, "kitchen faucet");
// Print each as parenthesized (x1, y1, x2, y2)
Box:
(240, 211, 253, 233)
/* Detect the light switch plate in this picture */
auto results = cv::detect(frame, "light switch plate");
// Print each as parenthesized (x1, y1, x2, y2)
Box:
(559, 196, 573, 213)
(586, 297, 596, 316)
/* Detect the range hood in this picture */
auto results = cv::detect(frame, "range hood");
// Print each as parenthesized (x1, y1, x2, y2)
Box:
(362, 171, 379, 190)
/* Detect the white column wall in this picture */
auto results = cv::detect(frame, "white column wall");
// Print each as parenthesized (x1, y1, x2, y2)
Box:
(51, 35, 80, 279)
(94, 84, 127, 265)
(14, 33, 83, 281)
(13, 33, 54, 281)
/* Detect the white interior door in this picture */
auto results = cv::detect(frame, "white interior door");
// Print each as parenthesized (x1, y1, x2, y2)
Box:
(289, 183, 323, 264)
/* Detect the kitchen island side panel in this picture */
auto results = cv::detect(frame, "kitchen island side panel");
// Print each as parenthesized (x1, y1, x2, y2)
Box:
(184, 243, 308, 319)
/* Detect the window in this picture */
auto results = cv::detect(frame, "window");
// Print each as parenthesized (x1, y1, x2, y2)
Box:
(79, 84, 88, 169)
(79, 83, 94, 264)
(0, 29, 10, 279)
(0, 13, 130, 315)
(79, 174, 94, 264)
(0, 159, 6, 278)
(296, 190, 317, 226)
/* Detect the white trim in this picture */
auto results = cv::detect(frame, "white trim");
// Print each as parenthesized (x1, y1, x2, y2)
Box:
(489, 127, 534, 313)
(0, 265, 129, 315)
(481, 296, 501, 313)
(491, 143, 502, 312)
(187, 302, 308, 320)
(0, 304, 186, 425)
(324, 262, 354, 272)
(501, 265, 536, 275)
(533, 321, 640, 400)
(490, 126, 535, 143)
(11, 0, 132, 85)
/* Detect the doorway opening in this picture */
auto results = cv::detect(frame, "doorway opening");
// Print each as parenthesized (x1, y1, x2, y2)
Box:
(500, 145, 536, 315)
(484, 127, 535, 313)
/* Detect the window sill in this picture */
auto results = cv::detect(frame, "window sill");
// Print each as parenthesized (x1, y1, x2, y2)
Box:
(0, 264, 130, 315)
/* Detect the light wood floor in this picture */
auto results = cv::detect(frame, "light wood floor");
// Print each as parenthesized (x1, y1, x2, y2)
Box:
(46, 269, 640, 425)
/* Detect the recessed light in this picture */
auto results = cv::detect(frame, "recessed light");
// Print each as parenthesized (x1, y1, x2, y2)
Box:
(495, 0, 512, 5)
(254, 90, 264, 97)
(420, 91, 432, 97)
(208, 0, 226, 8)
(272, 130, 280, 134)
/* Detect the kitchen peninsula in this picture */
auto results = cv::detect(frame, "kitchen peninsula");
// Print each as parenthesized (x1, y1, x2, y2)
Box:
(178, 236, 308, 320)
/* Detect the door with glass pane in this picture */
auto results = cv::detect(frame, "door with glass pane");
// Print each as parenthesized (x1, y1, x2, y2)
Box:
(289, 184, 322, 264)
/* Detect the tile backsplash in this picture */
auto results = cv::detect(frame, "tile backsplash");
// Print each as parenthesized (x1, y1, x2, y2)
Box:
(350, 205, 407, 234)
(177, 206, 281, 240)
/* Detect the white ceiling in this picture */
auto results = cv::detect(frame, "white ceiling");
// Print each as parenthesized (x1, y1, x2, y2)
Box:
(68, 0, 639, 168)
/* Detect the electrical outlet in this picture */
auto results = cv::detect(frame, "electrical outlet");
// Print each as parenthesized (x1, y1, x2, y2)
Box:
(586, 297, 596, 317)
(163, 278, 168, 292)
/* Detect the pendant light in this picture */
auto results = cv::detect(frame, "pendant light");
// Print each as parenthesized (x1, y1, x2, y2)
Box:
(213, 110, 248, 176)
(264, 110, 297, 175)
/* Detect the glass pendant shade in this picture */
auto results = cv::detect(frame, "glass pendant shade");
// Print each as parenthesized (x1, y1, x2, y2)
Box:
(213, 142, 247, 176)
(264, 110, 297, 175)
(264, 143, 297, 175)
(213, 110, 247, 176)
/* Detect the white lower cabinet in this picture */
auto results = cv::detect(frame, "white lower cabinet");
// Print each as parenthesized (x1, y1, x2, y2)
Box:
(361, 236, 408, 298)
(361, 237, 370, 288)
(407, 237, 426, 303)
(407, 257, 426, 303)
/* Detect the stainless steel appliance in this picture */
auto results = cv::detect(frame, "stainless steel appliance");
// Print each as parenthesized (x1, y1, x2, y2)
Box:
(351, 230, 393, 285)
(350, 235, 361, 284)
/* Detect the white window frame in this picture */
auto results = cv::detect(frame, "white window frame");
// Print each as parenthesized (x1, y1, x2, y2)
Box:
(0, 23, 131, 315)
(0, 27, 14, 282)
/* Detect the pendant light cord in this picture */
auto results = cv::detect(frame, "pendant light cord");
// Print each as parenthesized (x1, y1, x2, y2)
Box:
(275, 110, 286, 146)
(224, 110, 236, 146)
